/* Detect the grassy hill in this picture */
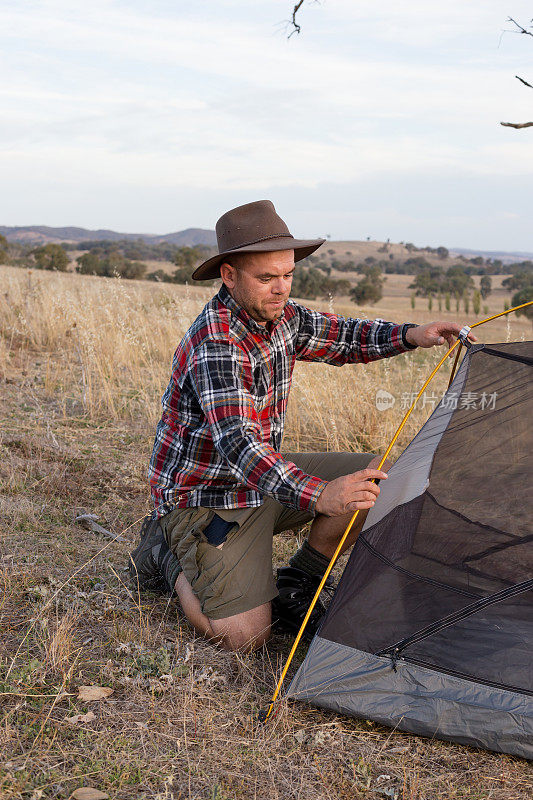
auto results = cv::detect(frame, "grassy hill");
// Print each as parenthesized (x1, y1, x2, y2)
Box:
(0, 225, 217, 247)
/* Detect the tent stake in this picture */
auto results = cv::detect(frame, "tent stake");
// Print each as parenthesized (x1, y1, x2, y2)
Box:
(261, 299, 533, 722)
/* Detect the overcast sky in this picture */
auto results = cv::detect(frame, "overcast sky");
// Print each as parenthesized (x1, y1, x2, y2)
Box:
(2, 1, 532, 250)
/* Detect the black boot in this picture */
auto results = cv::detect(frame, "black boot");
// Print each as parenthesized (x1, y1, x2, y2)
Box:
(128, 515, 182, 594)
(271, 566, 335, 641)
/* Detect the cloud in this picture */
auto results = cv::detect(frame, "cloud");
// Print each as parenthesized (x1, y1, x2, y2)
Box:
(1, 0, 532, 248)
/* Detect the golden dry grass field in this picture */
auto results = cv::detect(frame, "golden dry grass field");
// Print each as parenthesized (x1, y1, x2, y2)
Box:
(0, 265, 531, 799)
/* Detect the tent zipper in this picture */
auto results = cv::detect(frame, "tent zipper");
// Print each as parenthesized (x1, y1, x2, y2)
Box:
(377, 578, 533, 666)
(395, 655, 533, 697)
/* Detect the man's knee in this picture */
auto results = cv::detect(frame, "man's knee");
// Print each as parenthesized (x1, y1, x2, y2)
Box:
(209, 603, 272, 652)
(220, 627, 271, 652)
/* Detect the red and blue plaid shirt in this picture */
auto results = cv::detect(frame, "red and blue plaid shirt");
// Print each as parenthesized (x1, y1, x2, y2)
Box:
(148, 284, 416, 518)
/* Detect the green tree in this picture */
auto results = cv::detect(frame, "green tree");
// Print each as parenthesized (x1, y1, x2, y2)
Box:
(464, 293, 470, 314)
(445, 266, 474, 297)
(480, 274, 492, 299)
(405, 256, 432, 273)
(32, 243, 69, 271)
(445, 292, 451, 312)
(512, 287, 533, 327)
(428, 294, 433, 311)
(472, 289, 481, 315)
(103, 250, 127, 276)
(0, 233, 7, 264)
(408, 266, 443, 297)
(146, 269, 172, 283)
(350, 265, 385, 305)
(291, 266, 350, 300)
(120, 260, 147, 279)
(76, 252, 104, 275)
(173, 246, 208, 283)
(350, 279, 383, 305)
(502, 272, 532, 292)
(174, 246, 200, 269)
(77, 251, 147, 279)
(410, 292, 415, 310)
(147, 268, 171, 282)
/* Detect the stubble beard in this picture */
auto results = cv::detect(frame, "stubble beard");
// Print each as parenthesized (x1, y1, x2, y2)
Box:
(235, 288, 288, 325)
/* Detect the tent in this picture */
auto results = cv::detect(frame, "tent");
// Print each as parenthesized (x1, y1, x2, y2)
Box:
(288, 340, 533, 759)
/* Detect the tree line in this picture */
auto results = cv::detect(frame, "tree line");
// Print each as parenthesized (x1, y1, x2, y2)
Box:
(304, 251, 532, 277)
(1, 235, 531, 320)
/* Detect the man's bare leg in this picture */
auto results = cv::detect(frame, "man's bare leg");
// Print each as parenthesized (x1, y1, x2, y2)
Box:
(174, 572, 271, 652)
(307, 507, 369, 560)
(174, 572, 215, 639)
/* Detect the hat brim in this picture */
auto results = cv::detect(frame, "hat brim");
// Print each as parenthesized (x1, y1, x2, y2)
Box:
(191, 237, 325, 281)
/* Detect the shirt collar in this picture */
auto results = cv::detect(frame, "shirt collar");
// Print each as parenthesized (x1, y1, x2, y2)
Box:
(216, 283, 284, 336)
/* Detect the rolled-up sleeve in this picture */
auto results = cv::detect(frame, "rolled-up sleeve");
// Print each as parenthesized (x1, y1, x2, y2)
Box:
(190, 340, 327, 512)
(294, 305, 417, 365)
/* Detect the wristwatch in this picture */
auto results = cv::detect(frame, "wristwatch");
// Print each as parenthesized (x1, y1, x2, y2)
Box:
(401, 323, 418, 349)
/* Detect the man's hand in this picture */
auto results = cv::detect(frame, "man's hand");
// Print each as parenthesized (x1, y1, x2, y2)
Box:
(315, 465, 388, 517)
(406, 321, 477, 352)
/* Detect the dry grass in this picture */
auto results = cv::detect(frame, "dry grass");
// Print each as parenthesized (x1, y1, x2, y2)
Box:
(0, 266, 531, 799)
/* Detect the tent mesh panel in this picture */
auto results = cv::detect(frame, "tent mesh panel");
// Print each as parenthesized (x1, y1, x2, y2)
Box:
(319, 342, 533, 695)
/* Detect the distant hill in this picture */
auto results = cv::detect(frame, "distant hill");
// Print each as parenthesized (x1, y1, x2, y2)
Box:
(2, 225, 531, 266)
(450, 247, 533, 264)
(307, 240, 533, 271)
(0, 225, 217, 247)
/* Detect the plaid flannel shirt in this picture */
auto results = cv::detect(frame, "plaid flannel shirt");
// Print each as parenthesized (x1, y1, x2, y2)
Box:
(148, 283, 416, 518)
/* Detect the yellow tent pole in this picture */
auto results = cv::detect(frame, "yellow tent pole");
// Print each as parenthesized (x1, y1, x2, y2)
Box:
(469, 301, 532, 329)
(448, 300, 533, 387)
(261, 299, 532, 722)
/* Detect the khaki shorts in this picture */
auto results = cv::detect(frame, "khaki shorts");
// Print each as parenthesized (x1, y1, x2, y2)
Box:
(160, 451, 375, 620)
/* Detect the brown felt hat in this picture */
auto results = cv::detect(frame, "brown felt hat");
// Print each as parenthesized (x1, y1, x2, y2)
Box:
(192, 200, 325, 281)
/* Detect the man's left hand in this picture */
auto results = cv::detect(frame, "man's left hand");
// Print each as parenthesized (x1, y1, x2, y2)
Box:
(406, 321, 477, 352)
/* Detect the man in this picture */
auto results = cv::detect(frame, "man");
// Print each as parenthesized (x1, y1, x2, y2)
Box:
(130, 200, 470, 652)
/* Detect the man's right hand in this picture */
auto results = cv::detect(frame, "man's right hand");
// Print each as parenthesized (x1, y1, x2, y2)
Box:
(314, 467, 388, 517)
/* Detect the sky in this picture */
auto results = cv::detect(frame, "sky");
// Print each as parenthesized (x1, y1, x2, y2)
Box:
(1, 1, 532, 251)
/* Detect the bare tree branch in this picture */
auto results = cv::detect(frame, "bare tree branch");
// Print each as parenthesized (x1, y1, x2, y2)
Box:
(507, 16, 533, 37)
(289, 1, 307, 37)
(500, 121, 533, 128)
(287, 1, 321, 38)
(516, 75, 533, 89)
(500, 20, 533, 130)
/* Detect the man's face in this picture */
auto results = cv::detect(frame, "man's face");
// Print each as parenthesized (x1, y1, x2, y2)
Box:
(220, 250, 295, 325)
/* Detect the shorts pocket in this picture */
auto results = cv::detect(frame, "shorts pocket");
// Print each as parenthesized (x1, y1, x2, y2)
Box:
(191, 538, 226, 604)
